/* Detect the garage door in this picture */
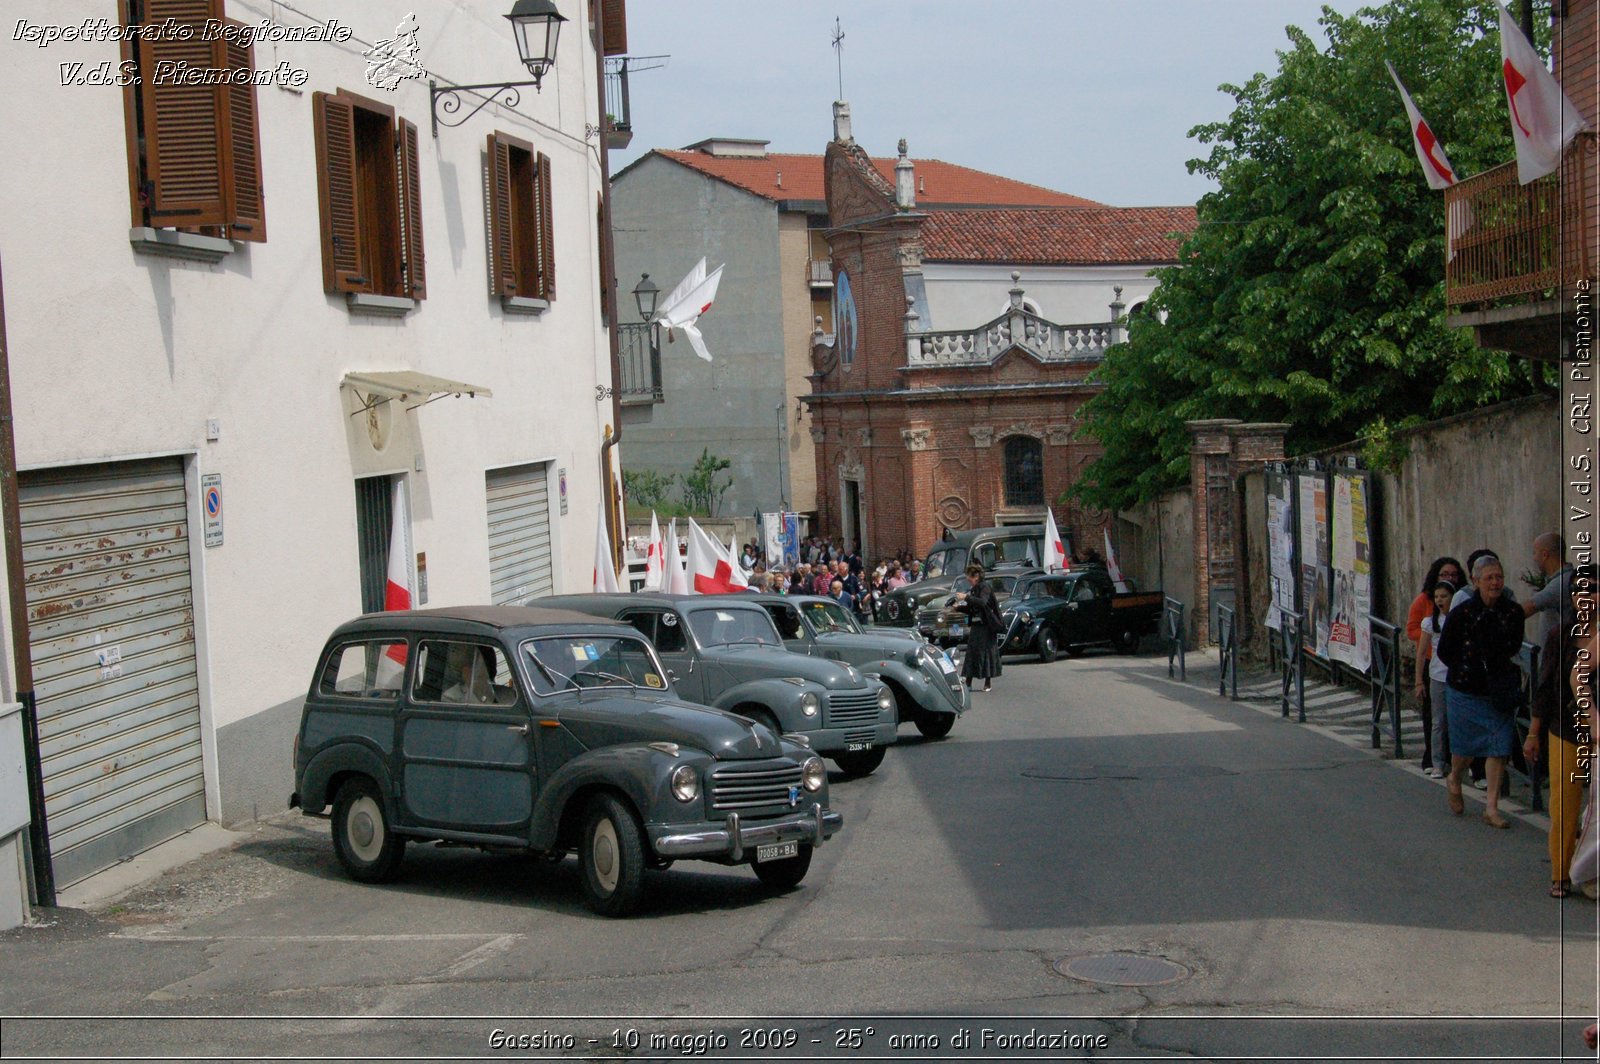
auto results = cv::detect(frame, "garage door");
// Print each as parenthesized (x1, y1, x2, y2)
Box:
(20, 458, 205, 887)
(485, 463, 554, 604)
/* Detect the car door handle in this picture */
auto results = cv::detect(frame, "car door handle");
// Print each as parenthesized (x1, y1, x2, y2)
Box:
(507, 723, 530, 735)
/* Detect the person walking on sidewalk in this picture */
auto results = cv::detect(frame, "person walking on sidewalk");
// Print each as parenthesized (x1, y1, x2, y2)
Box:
(953, 564, 1004, 693)
(1525, 564, 1598, 897)
(1435, 555, 1526, 829)
(1414, 579, 1458, 779)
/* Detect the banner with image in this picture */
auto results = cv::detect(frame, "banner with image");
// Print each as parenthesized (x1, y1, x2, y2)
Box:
(1297, 473, 1331, 659)
(1327, 472, 1373, 672)
(1266, 471, 1296, 631)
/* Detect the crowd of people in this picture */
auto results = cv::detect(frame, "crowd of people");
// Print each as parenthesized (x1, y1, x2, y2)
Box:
(735, 537, 927, 623)
(1406, 533, 1597, 898)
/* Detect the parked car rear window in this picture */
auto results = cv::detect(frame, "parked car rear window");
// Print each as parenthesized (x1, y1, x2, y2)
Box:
(687, 606, 782, 648)
(521, 635, 667, 695)
(974, 537, 1039, 568)
(922, 548, 967, 580)
(320, 642, 408, 699)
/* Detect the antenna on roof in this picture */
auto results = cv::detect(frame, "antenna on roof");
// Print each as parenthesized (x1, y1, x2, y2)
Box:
(830, 17, 845, 100)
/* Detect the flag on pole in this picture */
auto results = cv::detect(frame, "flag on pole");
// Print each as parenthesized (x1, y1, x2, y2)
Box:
(656, 257, 725, 362)
(1042, 507, 1067, 573)
(687, 518, 750, 594)
(665, 519, 689, 594)
(593, 505, 620, 593)
(1498, 3, 1587, 184)
(1103, 527, 1130, 593)
(644, 511, 665, 591)
(379, 479, 411, 672)
(1385, 61, 1457, 189)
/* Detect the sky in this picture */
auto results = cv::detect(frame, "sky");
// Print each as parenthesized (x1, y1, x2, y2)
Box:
(613, 0, 1375, 206)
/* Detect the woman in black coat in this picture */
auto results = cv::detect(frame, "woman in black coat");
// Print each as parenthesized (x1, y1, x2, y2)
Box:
(953, 563, 1005, 692)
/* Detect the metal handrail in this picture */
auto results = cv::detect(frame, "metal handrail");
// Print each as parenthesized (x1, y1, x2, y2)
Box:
(1217, 603, 1238, 700)
(1164, 597, 1186, 681)
(1368, 617, 1404, 760)
(1280, 609, 1305, 722)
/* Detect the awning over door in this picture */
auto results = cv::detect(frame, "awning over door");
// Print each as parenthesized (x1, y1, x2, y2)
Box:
(341, 371, 493, 412)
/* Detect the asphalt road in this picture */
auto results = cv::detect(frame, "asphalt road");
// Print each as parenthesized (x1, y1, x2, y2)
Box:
(1, 649, 1594, 1061)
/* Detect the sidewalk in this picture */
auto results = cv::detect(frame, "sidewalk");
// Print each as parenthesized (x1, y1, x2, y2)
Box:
(1168, 646, 1552, 832)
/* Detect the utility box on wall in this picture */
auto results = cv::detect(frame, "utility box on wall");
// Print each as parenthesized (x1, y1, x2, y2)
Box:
(0, 702, 31, 929)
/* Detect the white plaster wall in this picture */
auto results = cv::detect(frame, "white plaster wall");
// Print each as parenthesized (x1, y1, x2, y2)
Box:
(0, 0, 614, 732)
(922, 263, 1166, 329)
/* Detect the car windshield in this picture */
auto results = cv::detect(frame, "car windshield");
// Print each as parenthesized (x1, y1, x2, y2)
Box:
(520, 635, 669, 695)
(923, 548, 967, 580)
(989, 575, 1019, 595)
(799, 600, 860, 634)
(687, 606, 783, 648)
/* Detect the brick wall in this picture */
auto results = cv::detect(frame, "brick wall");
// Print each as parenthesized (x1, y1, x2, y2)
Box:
(1557, 0, 1597, 287)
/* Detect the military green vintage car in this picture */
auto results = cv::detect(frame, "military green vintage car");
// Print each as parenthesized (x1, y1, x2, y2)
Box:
(291, 607, 841, 917)
(536, 593, 898, 777)
(747, 594, 967, 740)
(878, 525, 1048, 627)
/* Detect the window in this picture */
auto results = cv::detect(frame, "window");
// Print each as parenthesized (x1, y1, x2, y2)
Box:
(1072, 582, 1097, 603)
(486, 131, 555, 303)
(764, 604, 803, 640)
(522, 636, 666, 695)
(412, 642, 516, 706)
(621, 610, 686, 653)
(119, 0, 266, 240)
(687, 607, 781, 648)
(1002, 436, 1044, 507)
(313, 89, 426, 300)
(321, 642, 408, 699)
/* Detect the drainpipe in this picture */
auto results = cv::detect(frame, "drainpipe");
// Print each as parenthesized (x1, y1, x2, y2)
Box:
(0, 251, 53, 906)
(594, 6, 624, 568)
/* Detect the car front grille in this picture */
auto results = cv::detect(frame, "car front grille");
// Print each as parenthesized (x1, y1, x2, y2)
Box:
(708, 762, 804, 812)
(844, 727, 877, 744)
(826, 688, 882, 728)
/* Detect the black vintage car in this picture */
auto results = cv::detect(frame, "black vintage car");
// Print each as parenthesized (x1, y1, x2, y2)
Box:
(997, 568, 1164, 661)
(878, 525, 1048, 628)
(291, 607, 841, 917)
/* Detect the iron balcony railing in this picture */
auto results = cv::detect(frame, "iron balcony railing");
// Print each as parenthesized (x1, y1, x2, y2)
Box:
(616, 322, 661, 404)
(602, 58, 634, 150)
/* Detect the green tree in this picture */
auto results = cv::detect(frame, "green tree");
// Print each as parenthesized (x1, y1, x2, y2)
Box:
(681, 448, 733, 517)
(1074, 0, 1541, 512)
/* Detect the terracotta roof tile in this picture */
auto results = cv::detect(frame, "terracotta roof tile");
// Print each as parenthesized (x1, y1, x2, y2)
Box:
(654, 149, 1101, 207)
(919, 206, 1197, 265)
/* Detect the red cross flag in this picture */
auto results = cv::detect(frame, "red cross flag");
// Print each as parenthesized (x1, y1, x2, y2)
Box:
(644, 511, 666, 591)
(686, 518, 750, 594)
(380, 479, 411, 671)
(1499, 4, 1587, 184)
(593, 504, 620, 593)
(1385, 61, 1456, 189)
(1042, 507, 1067, 573)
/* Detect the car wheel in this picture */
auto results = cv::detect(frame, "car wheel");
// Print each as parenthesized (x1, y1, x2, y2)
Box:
(832, 746, 886, 777)
(915, 712, 955, 740)
(331, 777, 406, 884)
(579, 793, 647, 917)
(1115, 629, 1141, 654)
(751, 843, 813, 891)
(1037, 629, 1059, 664)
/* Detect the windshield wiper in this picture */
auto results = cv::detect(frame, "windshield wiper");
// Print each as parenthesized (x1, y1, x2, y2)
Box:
(526, 651, 575, 692)
(579, 670, 639, 688)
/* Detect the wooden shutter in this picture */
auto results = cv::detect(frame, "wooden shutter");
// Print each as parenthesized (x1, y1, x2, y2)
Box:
(486, 133, 518, 297)
(312, 91, 365, 293)
(135, 0, 229, 227)
(601, 0, 629, 56)
(220, 21, 266, 242)
(398, 118, 426, 300)
(535, 152, 556, 301)
(596, 194, 612, 323)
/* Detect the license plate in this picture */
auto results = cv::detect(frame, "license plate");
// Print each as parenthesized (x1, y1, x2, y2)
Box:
(936, 654, 957, 674)
(756, 841, 798, 863)
(949, 624, 964, 638)
(845, 741, 873, 752)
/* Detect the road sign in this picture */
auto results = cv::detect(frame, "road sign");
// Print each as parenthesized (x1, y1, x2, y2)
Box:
(202, 474, 223, 548)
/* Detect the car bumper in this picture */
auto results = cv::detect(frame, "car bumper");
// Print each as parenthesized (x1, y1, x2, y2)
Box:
(651, 802, 843, 860)
(807, 721, 899, 752)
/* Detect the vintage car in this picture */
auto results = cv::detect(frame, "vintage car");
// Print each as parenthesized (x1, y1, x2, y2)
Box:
(290, 607, 841, 917)
(998, 567, 1164, 660)
(913, 570, 1031, 647)
(877, 525, 1049, 627)
(747, 593, 967, 739)
(535, 593, 898, 777)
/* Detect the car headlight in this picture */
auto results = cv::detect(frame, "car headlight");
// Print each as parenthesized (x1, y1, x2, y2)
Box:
(876, 687, 894, 712)
(670, 763, 699, 803)
(799, 691, 820, 717)
(801, 755, 826, 792)
(1016, 610, 1033, 624)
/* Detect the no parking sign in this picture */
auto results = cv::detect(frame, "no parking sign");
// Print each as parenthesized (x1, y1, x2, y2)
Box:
(202, 474, 223, 548)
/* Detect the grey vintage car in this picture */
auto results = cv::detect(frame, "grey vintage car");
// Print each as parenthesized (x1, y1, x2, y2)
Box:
(290, 607, 841, 917)
(747, 594, 967, 739)
(536, 593, 898, 777)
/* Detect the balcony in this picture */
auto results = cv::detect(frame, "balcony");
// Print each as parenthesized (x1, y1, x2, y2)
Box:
(807, 258, 833, 290)
(602, 58, 634, 150)
(617, 322, 662, 404)
(910, 310, 1118, 369)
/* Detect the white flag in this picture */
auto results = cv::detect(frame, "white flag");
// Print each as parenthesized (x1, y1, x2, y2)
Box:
(664, 519, 689, 594)
(1042, 508, 1067, 573)
(657, 258, 725, 362)
(1103, 527, 1129, 593)
(1499, 4, 1587, 184)
(1385, 61, 1457, 190)
(593, 505, 620, 593)
(686, 519, 749, 594)
(644, 511, 665, 591)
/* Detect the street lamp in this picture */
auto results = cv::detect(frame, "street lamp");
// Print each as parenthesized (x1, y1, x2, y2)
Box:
(428, 0, 568, 137)
(633, 273, 660, 323)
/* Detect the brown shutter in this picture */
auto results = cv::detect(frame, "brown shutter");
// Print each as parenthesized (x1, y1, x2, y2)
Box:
(220, 21, 266, 242)
(312, 91, 365, 293)
(536, 152, 556, 301)
(596, 194, 612, 323)
(486, 133, 518, 297)
(135, 0, 229, 227)
(398, 118, 426, 300)
(601, 0, 629, 56)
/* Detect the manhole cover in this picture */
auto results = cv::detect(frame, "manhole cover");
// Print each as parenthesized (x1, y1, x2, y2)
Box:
(1054, 952, 1190, 986)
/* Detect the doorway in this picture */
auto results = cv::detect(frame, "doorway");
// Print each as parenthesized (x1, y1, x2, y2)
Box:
(841, 476, 866, 556)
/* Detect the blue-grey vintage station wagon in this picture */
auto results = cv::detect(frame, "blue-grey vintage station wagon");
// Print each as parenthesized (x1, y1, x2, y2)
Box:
(290, 607, 842, 917)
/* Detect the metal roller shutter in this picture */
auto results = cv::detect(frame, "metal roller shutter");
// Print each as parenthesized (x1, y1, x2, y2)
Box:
(20, 458, 205, 886)
(485, 463, 554, 605)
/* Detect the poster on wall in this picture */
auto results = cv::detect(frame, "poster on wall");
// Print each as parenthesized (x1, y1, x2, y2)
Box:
(1327, 473, 1373, 672)
(832, 269, 858, 370)
(1266, 473, 1296, 631)
(1297, 473, 1331, 658)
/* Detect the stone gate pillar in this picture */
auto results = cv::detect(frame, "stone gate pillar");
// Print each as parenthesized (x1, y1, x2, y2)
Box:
(1185, 420, 1240, 645)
